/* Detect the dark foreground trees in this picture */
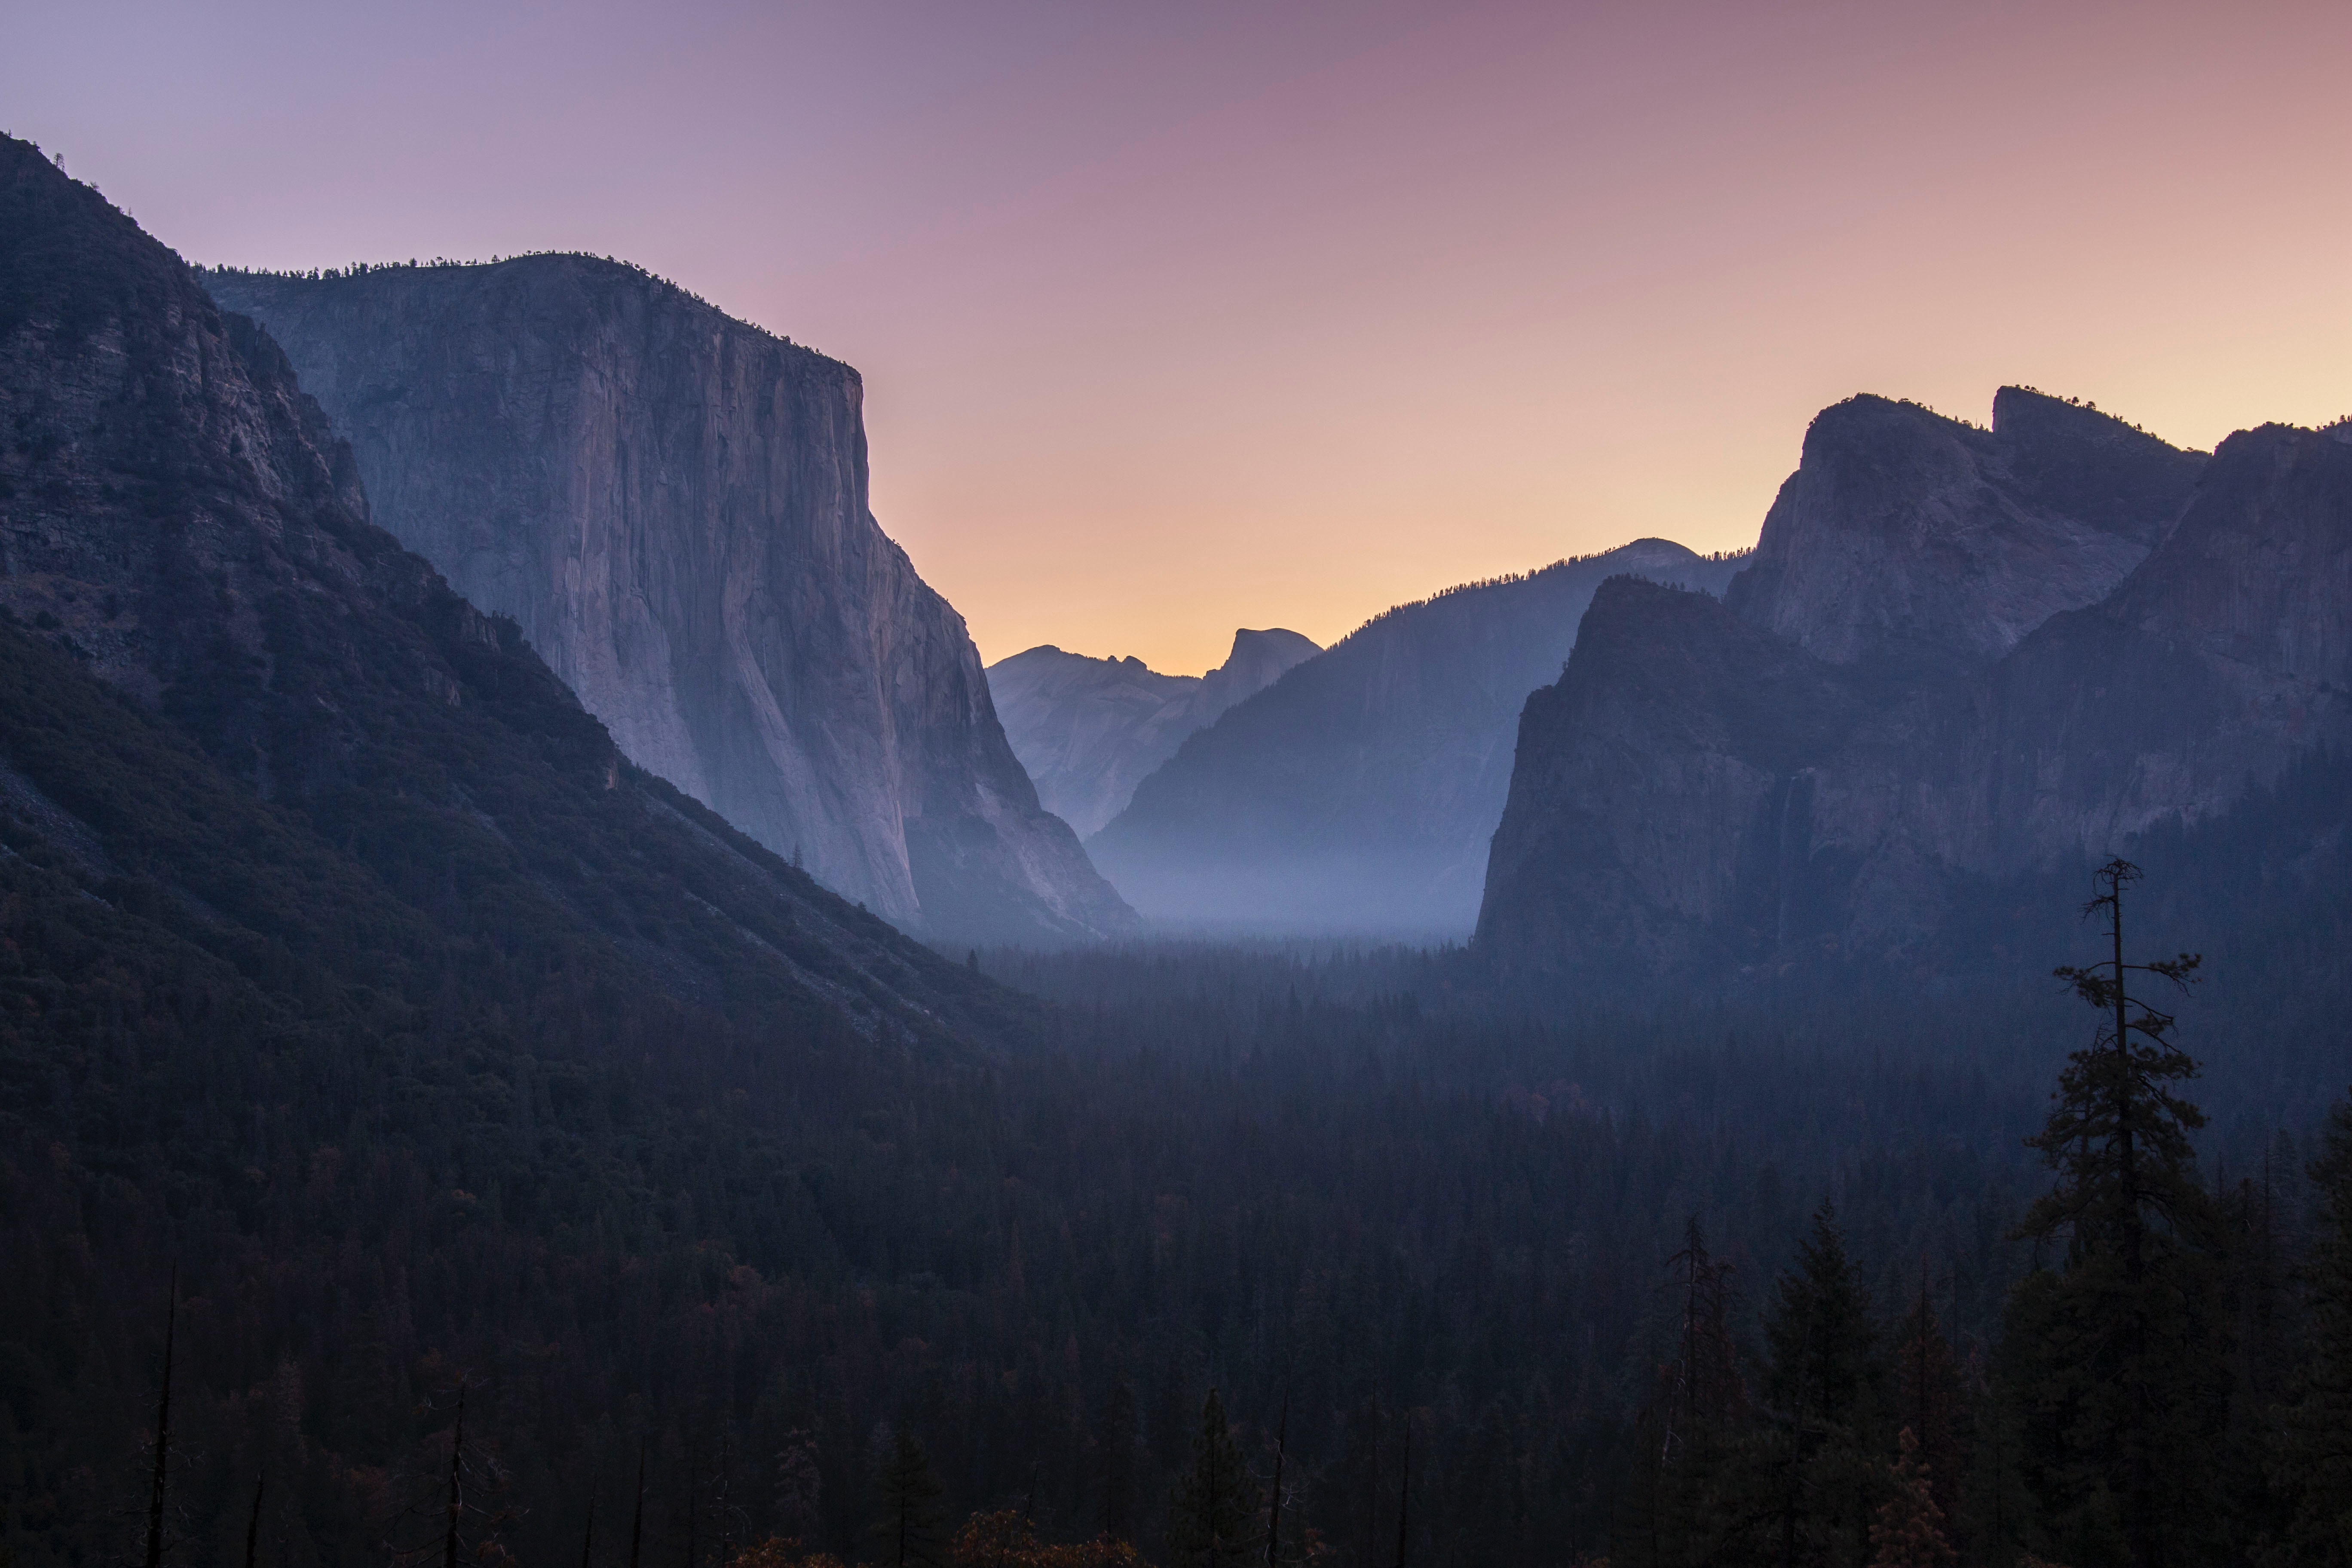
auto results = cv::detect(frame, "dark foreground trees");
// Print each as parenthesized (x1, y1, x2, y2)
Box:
(1608, 858, 2352, 1568)
(2275, 1093, 2352, 1565)
(12, 849, 2352, 1566)
(2005, 858, 2225, 1568)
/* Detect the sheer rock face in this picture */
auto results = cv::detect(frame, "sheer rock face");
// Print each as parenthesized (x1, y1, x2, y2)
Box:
(0, 134, 1021, 1034)
(986, 628, 1318, 837)
(1725, 389, 2204, 674)
(1088, 539, 1746, 933)
(204, 259, 1132, 943)
(1478, 394, 2352, 978)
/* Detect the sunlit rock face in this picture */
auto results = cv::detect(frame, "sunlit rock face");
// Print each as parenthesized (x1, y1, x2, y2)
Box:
(987, 628, 1319, 838)
(206, 258, 1133, 943)
(1089, 539, 1746, 934)
(1479, 392, 2352, 980)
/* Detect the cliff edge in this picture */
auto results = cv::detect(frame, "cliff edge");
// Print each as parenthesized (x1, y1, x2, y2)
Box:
(204, 258, 1132, 943)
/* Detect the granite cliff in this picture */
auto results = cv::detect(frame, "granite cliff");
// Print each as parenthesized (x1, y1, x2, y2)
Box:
(1089, 539, 1746, 931)
(0, 133, 1019, 1044)
(203, 258, 1132, 943)
(1477, 390, 2349, 980)
(1725, 389, 2205, 672)
(986, 627, 1318, 836)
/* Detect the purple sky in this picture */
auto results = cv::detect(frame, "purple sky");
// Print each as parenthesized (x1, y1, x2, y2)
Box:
(10, 0, 2349, 672)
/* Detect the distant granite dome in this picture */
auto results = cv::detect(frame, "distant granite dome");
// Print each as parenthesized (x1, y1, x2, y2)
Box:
(1088, 539, 1747, 933)
(986, 628, 1319, 837)
(1473, 390, 2352, 981)
(204, 256, 1133, 944)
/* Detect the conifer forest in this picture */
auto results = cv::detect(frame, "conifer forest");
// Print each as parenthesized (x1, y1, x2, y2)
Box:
(4, 838, 2350, 1567)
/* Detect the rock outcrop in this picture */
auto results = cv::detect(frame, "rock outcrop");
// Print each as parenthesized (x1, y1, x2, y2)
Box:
(1089, 539, 1746, 932)
(0, 133, 1019, 1041)
(202, 257, 1132, 943)
(1476, 391, 2350, 980)
(986, 628, 1318, 836)
(1725, 390, 2204, 673)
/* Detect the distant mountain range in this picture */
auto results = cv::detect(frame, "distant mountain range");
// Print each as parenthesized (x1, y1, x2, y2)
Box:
(1476, 389, 2351, 982)
(203, 257, 1131, 944)
(1087, 539, 1746, 932)
(986, 628, 1318, 836)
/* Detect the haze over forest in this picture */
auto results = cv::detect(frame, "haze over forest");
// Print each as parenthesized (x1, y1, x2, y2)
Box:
(2, 5, 2349, 1568)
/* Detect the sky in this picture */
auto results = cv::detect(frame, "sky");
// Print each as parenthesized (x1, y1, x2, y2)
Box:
(7, 1, 2349, 674)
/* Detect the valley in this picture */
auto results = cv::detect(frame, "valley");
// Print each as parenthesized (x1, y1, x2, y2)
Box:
(2, 102, 2348, 1568)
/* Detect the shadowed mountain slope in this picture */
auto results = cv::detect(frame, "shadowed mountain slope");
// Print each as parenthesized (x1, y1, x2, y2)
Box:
(0, 133, 1024, 1072)
(986, 627, 1318, 836)
(1089, 539, 1746, 932)
(1477, 391, 2349, 981)
(202, 256, 1130, 944)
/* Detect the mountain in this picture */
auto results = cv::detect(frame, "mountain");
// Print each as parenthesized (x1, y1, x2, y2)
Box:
(0, 133, 1023, 1078)
(1476, 390, 2351, 979)
(986, 627, 1318, 836)
(1087, 539, 1746, 932)
(201, 256, 1132, 944)
(1723, 389, 2205, 671)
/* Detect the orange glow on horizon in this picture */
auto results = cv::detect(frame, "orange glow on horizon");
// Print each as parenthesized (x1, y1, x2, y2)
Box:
(12, 1, 2347, 674)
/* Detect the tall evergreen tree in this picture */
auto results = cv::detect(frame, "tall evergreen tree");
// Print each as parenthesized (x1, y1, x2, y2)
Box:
(1167, 1391, 1260, 1568)
(2274, 1090, 2352, 1565)
(1617, 1220, 1749, 1568)
(1893, 1267, 1965, 1553)
(1869, 1429, 1956, 1568)
(2006, 858, 2226, 1568)
(1760, 1204, 1886, 1568)
(870, 1432, 946, 1568)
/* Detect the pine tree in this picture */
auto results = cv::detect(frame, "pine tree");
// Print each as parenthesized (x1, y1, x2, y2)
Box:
(1617, 1220, 1749, 1568)
(1761, 1203, 1885, 1568)
(2275, 1089, 2352, 1564)
(1869, 1429, 1956, 1568)
(2007, 858, 2227, 1568)
(1167, 1390, 1260, 1568)
(870, 1432, 946, 1568)
(144, 1271, 176, 1568)
(1893, 1267, 1965, 1553)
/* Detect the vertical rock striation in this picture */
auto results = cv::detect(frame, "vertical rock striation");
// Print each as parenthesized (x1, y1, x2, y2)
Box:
(986, 627, 1318, 837)
(202, 257, 1133, 943)
(0, 132, 1020, 1036)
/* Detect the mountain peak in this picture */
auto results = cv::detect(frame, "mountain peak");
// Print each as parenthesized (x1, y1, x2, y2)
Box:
(1728, 386, 2205, 670)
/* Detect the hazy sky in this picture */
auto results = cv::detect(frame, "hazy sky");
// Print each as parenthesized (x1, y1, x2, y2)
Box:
(9, 1, 2348, 673)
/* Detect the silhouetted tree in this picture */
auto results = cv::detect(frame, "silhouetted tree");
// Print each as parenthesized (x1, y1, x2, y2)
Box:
(2274, 1089, 2352, 1564)
(1169, 1391, 1259, 1568)
(871, 1432, 946, 1568)
(1761, 1204, 1885, 1568)
(2006, 858, 2226, 1568)
(1893, 1265, 1965, 1549)
(1619, 1220, 1749, 1568)
(144, 1270, 176, 1568)
(1869, 1429, 1955, 1568)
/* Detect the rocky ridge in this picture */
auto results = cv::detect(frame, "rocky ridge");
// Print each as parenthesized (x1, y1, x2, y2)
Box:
(202, 257, 1131, 943)
(986, 627, 1318, 836)
(1476, 390, 2349, 978)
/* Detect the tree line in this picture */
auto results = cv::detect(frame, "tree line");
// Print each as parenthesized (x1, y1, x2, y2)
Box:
(4, 861, 2348, 1565)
